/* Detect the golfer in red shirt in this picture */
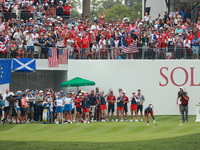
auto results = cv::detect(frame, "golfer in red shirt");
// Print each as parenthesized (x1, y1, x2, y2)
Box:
(106, 90, 116, 122)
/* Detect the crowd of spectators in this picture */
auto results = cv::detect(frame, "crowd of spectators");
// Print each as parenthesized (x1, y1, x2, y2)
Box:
(0, 1, 200, 59)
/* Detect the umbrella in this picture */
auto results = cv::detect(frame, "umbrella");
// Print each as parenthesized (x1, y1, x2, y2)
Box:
(60, 77, 95, 91)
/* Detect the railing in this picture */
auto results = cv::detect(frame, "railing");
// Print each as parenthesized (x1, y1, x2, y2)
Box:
(1, 44, 195, 60)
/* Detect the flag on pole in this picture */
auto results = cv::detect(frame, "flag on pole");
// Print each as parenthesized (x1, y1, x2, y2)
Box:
(48, 48, 59, 67)
(0, 42, 7, 54)
(58, 48, 68, 64)
(0, 59, 12, 85)
(12, 58, 36, 72)
(122, 38, 139, 54)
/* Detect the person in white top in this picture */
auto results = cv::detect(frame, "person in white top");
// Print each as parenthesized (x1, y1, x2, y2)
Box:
(144, 12, 152, 22)
(26, 31, 34, 58)
(3, 89, 10, 122)
(183, 36, 191, 59)
(32, 30, 39, 45)
(91, 41, 99, 59)
(64, 92, 72, 124)
(99, 35, 106, 59)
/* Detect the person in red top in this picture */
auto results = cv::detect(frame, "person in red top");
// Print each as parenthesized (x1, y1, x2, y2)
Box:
(123, 91, 129, 122)
(188, 30, 194, 41)
(75, 93, 82, 122)
(81, 34, 89, 59)
(63, 1, 71, 16)
(106, 90, 116, 122)
(74, 34, 82, 59)
(125, 34, 133, 46)
(180, 91, 189, 122)
(77, 21, 86, 31)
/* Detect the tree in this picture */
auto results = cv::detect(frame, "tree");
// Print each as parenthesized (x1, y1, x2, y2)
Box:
(105, 3, 133, 21)
(82, 0, 91, 19)
(124, 0, 142, 11)
(68, 0, 81, 18)
(104, 3, 142, 22)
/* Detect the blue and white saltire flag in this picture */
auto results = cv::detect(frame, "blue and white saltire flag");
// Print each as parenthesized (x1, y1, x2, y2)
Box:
(12, 58, 36, 72)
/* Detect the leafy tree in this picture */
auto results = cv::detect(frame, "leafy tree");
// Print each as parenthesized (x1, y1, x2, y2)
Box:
(68, 0, 81, 18)
(104, 3, 142, 22)
(125, 0, 142, 11)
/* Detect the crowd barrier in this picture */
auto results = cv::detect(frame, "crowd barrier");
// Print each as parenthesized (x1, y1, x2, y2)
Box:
(1, 44, 195, 60)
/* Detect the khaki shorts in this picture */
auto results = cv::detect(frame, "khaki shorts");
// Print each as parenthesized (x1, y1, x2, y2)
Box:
(29, 106, 34, 114)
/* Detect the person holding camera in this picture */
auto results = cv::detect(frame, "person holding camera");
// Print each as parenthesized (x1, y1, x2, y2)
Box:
(180, 91, 189, 122)
(177, 87, 184, 115)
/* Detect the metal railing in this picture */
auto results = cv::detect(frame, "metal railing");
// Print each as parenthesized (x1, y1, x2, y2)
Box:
(0, 44, 195, 60)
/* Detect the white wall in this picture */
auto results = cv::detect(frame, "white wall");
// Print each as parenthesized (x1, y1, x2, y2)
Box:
(68, 60, 200, 115)
(36, 59, 68, 71)
(143, 0, 167, 20)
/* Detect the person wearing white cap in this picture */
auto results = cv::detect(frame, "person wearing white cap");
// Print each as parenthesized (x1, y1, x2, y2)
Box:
(56, 1, 64, 16)
(64, 1, 71, 17)
(35, 90, 44, 121)
(44, 92, 54, 123)
(177, 87, 184, 115)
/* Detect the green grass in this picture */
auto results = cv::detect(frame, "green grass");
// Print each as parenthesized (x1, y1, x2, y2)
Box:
(0, 116, 200, 150)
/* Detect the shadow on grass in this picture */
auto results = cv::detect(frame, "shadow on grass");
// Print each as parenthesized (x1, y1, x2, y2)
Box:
(0, 133, 200, 150)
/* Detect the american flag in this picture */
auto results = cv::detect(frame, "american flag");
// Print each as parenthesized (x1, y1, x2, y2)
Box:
(0, 42, 7, 54)
(58, 48, 68, 64)
(48, 48, 59, 67)
(122, 38, 139, 54)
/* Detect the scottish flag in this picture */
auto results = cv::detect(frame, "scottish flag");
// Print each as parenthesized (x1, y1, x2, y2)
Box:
(12, 58, 36, 72)
(0, 59, 12, 85)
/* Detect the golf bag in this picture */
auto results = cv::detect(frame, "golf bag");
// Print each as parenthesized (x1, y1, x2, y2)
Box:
(42, 102, 50, 124)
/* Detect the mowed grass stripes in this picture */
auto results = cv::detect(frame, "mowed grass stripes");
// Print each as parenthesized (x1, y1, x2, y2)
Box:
(0, 116, 200, 143)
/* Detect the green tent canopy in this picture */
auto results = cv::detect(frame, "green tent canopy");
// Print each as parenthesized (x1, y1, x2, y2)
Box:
(60, 77, 95, 87)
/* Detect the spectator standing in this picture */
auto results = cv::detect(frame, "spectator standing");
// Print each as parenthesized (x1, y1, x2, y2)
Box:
(113, 35, 121, 59)
(2, 89, 10, 123)
(106, 34, 114, 59)
(37, 33, 47, 59)
(56, 1, 64, 16)
(175, 34, 183, 59)
(192, 35, 199, 59)
(35, 90, 44, 121)
(81, 34, 89, 59)
(63, 1, 71, 18)
(91, 41, 99, 59)
(26, 31, 34, 58)
(180, 92, 189, 122)
(137, 89, 145, 122)
(99, 35, 106, 59)
(183, 36, 191, 59)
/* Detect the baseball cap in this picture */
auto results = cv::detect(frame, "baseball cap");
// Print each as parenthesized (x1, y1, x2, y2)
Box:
(47, 92, 51, 95)
(66, 92, 70, 95)
(132, 92, 136, 94)
(122, 91, 126, 94)
(32, 91, 36, 95)
(180, 87, 183, 89)
(58, 93, 61, 96)
(17, 92, 22, 95)
(79, 93, 82, 96)
(39, 90, 43, 93)
(81, 90, 84, 93)
(6, 89, 9, 92)
(22, 93, 26, 97)
(84, 94, 87, 97)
